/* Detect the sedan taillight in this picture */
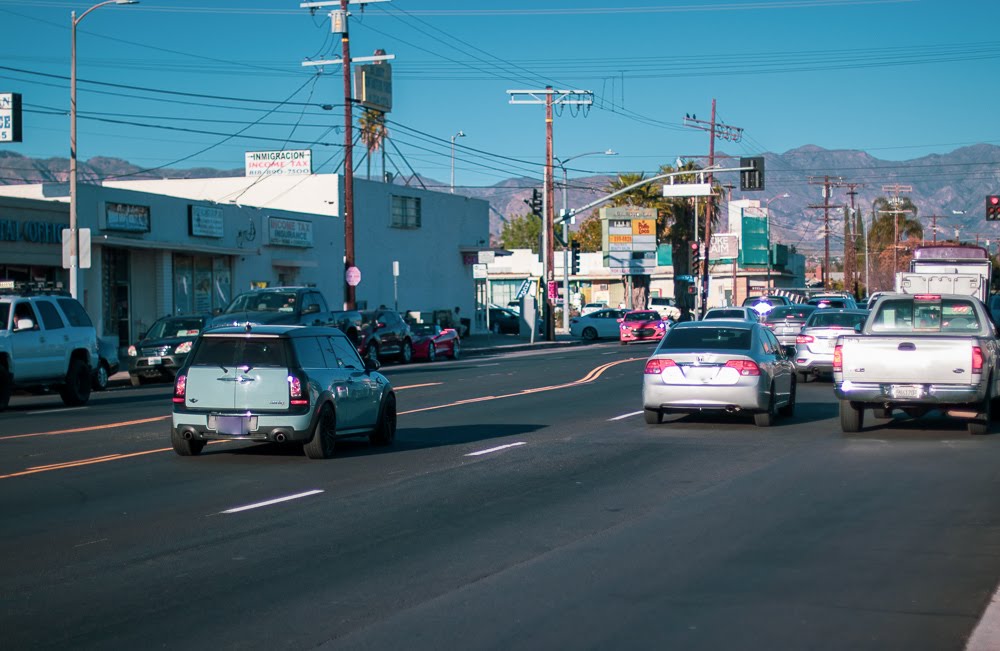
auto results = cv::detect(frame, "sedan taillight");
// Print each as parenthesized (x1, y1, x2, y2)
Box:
(833, 345, 843, 372)
(172, 373, 187, 404)
(644, 358, 676, 374)
(724, 359, 760, 376)
(795, 334, 814, 344)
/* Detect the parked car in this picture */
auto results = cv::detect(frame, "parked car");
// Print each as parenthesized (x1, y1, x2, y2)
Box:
(619, 310, 670, 345)
(581, 302, 608, 316)
(488, 307, 521, 334)
(649, 296, 682, 320)
(794, 309, 869, 382)
(763, 304, 818, 356)
(356, 308, 414, 364)
(127, 314, 211, 386)
(703, 307, 761, 322)
(569, 308, 627, 340)
(171, 324, 396, 459)
(410, 323, 460, 361)
(210, 287, 335, 328)
(642, 320, 796, 427)
(92, 336, 121, 391)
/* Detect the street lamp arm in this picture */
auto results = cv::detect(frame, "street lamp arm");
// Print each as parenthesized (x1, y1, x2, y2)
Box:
(76, 0, 136, 23)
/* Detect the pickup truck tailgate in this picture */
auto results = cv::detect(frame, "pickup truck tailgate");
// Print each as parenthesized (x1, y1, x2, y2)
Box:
(838, 335, 977, 384)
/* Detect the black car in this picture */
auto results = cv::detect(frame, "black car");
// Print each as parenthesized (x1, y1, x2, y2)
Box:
(357, 309, 414, 364)
(488, 307, 520, 334)
(210, 287, 332, 328)
(127, 314, 211, 386)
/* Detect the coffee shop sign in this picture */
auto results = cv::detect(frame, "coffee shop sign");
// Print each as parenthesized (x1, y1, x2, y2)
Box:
(0, 219, 63, 245)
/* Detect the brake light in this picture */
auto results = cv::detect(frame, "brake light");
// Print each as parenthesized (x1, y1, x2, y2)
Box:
(795, 335, 814, 344)
(644, 358, 676, 374)
(172, 373, 187, 404)
(174, 341, 193, 355)
(913, 294, 941, 301)
(724, 359, 760, 376)
(973, 346, 984, 374)
(833, 345, 843, 372)
(288, 374, 309, 406)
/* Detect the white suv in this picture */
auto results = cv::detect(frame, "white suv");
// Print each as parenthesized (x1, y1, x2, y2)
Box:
(0, 289, 99, 410)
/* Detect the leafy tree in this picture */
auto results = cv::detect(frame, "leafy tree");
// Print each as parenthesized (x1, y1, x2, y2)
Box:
(499, 213, 541, 252)
(573, 214, 603, 251)
(868, 197, 922, 286)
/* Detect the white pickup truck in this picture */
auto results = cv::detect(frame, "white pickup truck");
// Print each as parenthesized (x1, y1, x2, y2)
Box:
(833, 293, 1000, 434)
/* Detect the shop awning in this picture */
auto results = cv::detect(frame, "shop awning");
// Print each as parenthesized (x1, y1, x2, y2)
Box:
(97, 235, 254, 257)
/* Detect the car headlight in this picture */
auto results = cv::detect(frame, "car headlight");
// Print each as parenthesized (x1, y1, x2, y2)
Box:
(127, 345, 137, 357)
(175, 341, 193, 355)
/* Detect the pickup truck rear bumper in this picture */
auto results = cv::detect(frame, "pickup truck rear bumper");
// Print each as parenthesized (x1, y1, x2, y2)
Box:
(833, 380, 985, 406)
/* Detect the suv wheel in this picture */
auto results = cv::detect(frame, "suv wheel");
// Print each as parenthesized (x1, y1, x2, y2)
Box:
(0, 366, 11, 411)
(304, 404, 337, 459)
(370, 393, 396, 446)
(399, 339, 413, 364)
(171, 429, 205, 456)
(59, 359, 92, 407)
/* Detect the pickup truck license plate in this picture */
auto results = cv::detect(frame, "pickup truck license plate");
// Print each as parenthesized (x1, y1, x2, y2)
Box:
(891, 385, 923, 399)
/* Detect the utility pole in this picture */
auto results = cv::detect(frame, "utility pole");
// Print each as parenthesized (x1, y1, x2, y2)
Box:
(683, 100, 743, 316)
(507, 88, 593, 340)
(926, 215, 946, 243)
(881, 183, 913, 278)
(302, 0, 393, 309)
(807, 176, 848, 290)
(843, 183, 862, 296)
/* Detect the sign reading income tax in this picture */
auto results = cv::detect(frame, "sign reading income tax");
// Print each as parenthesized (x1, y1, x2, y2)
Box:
(600, 206, 657, 275)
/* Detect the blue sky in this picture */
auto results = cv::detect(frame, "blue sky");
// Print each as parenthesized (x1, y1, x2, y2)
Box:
(1, 0, 998, 190)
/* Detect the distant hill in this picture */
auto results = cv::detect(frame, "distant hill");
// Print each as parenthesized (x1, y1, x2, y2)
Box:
(5, 145, 1000, 253)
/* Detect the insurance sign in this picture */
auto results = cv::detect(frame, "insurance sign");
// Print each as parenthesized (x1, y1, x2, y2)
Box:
(0, 93, 22, 143)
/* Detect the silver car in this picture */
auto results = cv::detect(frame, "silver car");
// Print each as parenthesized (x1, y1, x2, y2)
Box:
(763, 304, 818, 356)
(171, 324, 396, 459)
(642, 320, 796, 427)
(569, 308, 627, 340)
(793, 308, 869, 381)
(703, 307, 761, 322)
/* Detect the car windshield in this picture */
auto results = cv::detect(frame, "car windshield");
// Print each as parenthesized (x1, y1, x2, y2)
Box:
(625, 311, 660, 321)
(225, 291, 298, 314)
(807, 312, 868, 329)
(411, 324, 439, 336)
(658, 326, 753, 351)
(192, 337, 290, 367)
(869, 298, 979, 333)
(765, 305, 816, 322)
(145, 316, 205, 340)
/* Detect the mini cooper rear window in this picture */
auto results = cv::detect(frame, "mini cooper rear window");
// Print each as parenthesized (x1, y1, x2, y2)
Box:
(193, 337, 289, 367)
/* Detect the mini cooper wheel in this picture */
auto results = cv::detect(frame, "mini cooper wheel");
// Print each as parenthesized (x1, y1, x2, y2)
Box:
(171, 429, 205, 457)
(370, 393, 397, 447)
(304, 404, 337, 459)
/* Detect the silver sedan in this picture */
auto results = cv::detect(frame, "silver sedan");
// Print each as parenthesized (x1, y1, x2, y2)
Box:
(642, 320, 796, 427)
(793, 308, 869, 381)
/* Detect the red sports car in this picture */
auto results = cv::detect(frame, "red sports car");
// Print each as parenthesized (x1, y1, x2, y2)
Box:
(410, 324, 461, 361)
(619, 309, 669, 344)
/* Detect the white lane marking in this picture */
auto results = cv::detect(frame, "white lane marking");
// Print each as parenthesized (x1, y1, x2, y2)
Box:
(465, 442, 527, 457)
(25, 406, 87, 416)
(474, 363, 501, 368)
(220, 489, 324, 514)
(609, 411, 643, 421)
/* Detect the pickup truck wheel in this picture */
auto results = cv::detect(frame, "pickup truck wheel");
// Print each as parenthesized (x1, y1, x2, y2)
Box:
(840, 399, 864, 433)
(0, 366, 11, 411)
(873, 408, 892, 419)
(92, 361, 109, 392)
(969, 389, 992, 435)
(59, 359, 92, 407)
(644, 408, 664, 425)
(369, 393, 397, 447)
(754, 389, 776, 427)
(171, 429, 205, 456)
(779, 378, 796, 418)
(304, 404, 337, 459)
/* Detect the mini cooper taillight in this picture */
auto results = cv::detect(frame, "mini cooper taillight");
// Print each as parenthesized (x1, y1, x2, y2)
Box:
(288, 374, 309, 406)
(172, 373, 187, 404)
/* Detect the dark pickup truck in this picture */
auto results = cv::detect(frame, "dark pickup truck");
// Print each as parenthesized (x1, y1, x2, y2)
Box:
(209, 287, 339, 329)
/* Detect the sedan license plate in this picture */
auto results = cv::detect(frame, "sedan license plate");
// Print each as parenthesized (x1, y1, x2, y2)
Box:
(891, 385, 923, 400)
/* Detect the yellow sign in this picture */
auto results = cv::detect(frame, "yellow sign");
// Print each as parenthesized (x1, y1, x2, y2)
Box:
(608, 235, 632, 244)
(632, 219, 655, 236)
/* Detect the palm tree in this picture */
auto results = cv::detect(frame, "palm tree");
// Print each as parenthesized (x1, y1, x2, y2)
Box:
(358, 109, 388, 180)
(869, 197, 922, 281)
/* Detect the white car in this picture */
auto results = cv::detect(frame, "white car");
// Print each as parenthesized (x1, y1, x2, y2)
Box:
(649, 296, 682, 321)
(569, 308, 627, 340)
(581, 302, 608, 316)
(703, 307, 762, 322)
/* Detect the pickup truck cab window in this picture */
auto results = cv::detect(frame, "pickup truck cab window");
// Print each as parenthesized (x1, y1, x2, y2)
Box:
(871, 297, 979, 333)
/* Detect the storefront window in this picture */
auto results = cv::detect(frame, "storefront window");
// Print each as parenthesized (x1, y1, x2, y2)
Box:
(174, 254, 231, 315)
(213, 257, 231, 310)
(174, 255, 193, 315)
(194, 258, 213, 314)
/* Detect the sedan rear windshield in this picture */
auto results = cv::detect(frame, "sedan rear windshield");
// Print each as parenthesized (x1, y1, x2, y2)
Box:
(659, 327, 753, 351)
(765, 305, 816, 322)
(705, 309, 746, 319)
(807, 312, 868, 329)
(192, 337, 290, 367)
(870, 298, 980, 333)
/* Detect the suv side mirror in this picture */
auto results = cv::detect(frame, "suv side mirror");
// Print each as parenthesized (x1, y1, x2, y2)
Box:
(14, 318, 35, 331)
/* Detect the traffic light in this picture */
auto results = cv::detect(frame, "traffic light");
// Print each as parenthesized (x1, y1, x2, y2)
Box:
(987, 195, 1000, 221)
(740, 156, 765, 191)
(570, 241, 581, 274)
(688, 240, 701, 273)
(523, 188, 542, 217)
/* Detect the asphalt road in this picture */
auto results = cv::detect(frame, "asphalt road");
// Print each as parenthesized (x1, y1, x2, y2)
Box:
(3, 343, 1000, 650)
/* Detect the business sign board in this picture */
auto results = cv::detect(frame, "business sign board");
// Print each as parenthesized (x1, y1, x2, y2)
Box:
(244, 150, 312, 176)
(0, 93, 22, 143)
(189, 205, 224, 238)
(268, 216, 313, 247)
(709, 233, 739, 261)
(106, 202, 150, 232)
(661, 182, 712, 198)
(600, 206, 658, 274)
(354, 63, 393, 113)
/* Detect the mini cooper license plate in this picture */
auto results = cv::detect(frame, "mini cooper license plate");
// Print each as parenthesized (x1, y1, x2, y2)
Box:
(209, 415, 256, 436)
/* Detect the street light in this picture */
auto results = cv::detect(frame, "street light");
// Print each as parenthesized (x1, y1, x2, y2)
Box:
(764, 193, 790, 289)
(70, 0, 139, 300)
(450, 130, 465, 193)
(554, 149, 617, 329)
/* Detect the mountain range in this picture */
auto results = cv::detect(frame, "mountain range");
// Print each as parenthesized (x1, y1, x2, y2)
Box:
(4, 144, 1000, 254)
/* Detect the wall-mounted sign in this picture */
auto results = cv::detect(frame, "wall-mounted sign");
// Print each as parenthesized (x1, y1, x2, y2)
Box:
(0, 93, 22, 143)
(244, 150, 312, 177)
(106, 202, 150, 232)
(709, 233, 739, 261)
(0, 219, 63, 244)
(189, 205, 224, 238)
(268, 216, 313, 248)
(354, 63, 393, 113)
